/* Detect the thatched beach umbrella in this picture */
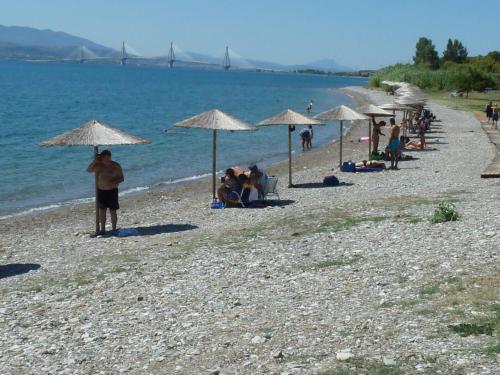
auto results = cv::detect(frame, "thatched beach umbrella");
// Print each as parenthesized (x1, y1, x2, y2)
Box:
(314, 105, 368, 168)
(356, 104, 394, 157)
(395, 95, 426, 106)
(380, 103, 416, 137)
(174, 109, 256, 200)
(379, 103, 414, 113)
(257, 109, 323, 187)
(39, 120, 150, 234)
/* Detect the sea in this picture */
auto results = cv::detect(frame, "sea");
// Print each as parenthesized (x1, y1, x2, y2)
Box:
(0, 60, 368, 217)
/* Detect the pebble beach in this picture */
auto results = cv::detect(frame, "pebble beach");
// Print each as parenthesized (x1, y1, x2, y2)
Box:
(0, 87, 499, 374)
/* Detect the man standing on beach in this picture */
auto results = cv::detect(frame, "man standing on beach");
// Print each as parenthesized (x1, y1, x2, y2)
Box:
(371, 118, 386, 154)
(87, 150, 124, 234)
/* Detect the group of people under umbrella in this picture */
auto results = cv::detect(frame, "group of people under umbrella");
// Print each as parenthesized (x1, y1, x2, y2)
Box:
(39, 83, 426, 234)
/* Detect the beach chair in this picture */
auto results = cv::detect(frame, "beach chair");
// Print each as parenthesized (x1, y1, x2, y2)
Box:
(263, 176, 279, 200)
(227, 189, 246, 208)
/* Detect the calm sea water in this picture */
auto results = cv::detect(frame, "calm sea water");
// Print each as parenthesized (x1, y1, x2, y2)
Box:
(0, 60, 367, 216)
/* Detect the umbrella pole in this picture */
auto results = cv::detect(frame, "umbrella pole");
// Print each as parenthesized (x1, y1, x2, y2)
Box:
(339, 120, 343, 168)
(212, 129, 217, 200)
(288, 125, 292, 187)
(94, 146, 99, 234)
(403, 111, 407, 138)
(369, 116, 373, 159)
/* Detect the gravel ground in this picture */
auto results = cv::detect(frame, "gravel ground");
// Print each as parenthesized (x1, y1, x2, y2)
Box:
(0, 87, 498, 375)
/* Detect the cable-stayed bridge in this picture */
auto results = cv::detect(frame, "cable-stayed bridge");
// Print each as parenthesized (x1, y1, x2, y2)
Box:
(71, 42, 258, 70)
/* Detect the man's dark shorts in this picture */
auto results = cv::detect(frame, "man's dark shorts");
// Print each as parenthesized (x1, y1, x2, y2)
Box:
(97, 188, 119, 210)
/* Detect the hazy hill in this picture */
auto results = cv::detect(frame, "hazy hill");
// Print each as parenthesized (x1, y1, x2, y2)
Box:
(0, 25, 113, 52)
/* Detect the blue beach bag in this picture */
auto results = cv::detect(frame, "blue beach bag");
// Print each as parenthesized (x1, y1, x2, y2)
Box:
(341, 162, 356, 172)
(210, 199, 225, 209)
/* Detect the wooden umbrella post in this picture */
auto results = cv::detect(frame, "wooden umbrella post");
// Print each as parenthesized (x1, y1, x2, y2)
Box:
(94, 145, 99, 234)
(368, 116, 373, 159)
(288, 125, 293, 187)
(212, 129, 217, 200)
(339, 120, 343, 168)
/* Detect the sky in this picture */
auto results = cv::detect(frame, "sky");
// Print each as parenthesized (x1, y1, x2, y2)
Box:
(1, 0, 499, 69)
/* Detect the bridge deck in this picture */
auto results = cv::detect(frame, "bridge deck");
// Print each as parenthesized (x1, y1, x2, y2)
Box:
(475, 112, 500, 178)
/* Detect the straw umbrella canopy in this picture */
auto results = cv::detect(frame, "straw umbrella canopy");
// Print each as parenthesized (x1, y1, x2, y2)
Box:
(314, 105, 368, 168)
(395, 95, 426, 106)
(257, 109, 323, 187)
(356, 104, 394, 158)
(39, 120, 150, 234)
(174, 109, 256, 200)
(379, 103, 414, 112)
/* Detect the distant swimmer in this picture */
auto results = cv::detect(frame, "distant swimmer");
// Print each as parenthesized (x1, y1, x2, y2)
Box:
(87, 150, 124, 235)
(306, 100, 313, 113)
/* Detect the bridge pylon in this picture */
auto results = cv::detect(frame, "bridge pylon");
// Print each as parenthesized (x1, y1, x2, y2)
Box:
(167, 42, 175, 68)
(223, 46, 230, 70)
(120, 41, 128, 66)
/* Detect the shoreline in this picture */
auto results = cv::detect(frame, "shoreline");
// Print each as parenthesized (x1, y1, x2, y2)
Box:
(0, 86, 368, 221)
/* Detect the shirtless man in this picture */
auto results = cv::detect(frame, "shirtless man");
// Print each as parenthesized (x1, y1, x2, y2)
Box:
(87, 150, 124, 234)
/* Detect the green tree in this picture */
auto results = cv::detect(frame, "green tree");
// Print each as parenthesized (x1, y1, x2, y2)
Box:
(452, 66, 494, 97)
(413, 37, 440, 69)
(442, 39, 468, 64)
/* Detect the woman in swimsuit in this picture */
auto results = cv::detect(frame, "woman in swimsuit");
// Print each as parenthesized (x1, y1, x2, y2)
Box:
(388, 125, 401, 170)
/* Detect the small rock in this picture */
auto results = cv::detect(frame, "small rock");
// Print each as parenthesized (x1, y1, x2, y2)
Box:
(383, 356, 396, 366)
(251, 335, 266, 344)
(272, 349, 284, 359)
(137, 296, 144, 301)
(336, 351, 353, 361)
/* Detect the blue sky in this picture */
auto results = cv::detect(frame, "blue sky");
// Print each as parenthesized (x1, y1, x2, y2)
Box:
(1, 0, 499, 68)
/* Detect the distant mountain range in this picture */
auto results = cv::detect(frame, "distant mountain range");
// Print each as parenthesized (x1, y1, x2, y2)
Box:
(0, 25, 354, 71)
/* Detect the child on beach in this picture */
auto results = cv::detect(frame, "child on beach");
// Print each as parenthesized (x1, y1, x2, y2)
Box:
(492, 105, 499, 129)
(388, 125, 401, 170)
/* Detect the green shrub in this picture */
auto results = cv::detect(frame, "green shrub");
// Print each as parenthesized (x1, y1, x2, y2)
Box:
(370, 58, 498, 91)
(430, 202, 459, 224)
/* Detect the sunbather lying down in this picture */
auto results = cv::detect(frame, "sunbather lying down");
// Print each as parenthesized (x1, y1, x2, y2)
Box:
(356, 160, 386, 169)
(403, 141, 436, 150)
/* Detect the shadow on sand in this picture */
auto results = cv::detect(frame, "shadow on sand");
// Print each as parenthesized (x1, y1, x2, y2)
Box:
(235, 199, 295, 209)
(292, 182, 354, 189)
(111, 224, 198, 238)
(0, 263, 41, 279)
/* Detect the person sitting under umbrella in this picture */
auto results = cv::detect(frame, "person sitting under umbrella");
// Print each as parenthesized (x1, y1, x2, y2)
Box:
(249, 165, 265, 199)
(86, 150, 124, 234)
(217, 168, 240, 206)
